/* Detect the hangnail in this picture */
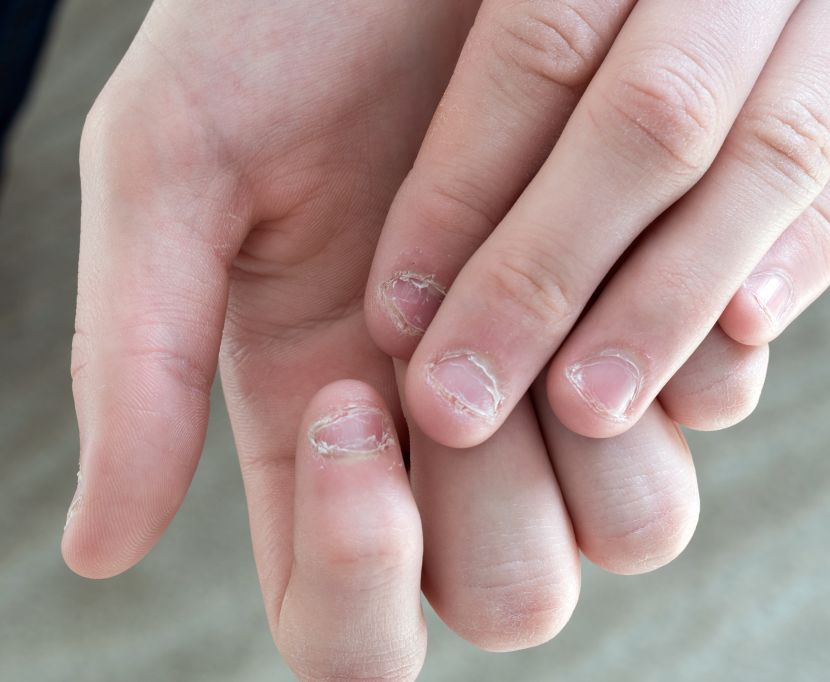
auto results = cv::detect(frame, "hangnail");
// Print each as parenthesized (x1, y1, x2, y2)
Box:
(379, 272, 446, 335)
(426, 351, 504, 420)
(567, 351, 642, 422)
(64, 470, 84, 530)
(309, 406, 393, 458)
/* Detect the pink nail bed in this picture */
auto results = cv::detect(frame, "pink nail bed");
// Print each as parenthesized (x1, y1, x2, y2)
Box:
(309, 406, 393, 458)
(745, 269, 794, 327)
(379, 272, 446, 336)
(566, 351, 642, 422)
(426, 351, 504, 421)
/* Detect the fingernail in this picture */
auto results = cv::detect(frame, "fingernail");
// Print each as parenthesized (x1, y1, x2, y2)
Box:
(64, 469, 84, 530)
(309, 406, 393, 458)
(566, 351, 642, 422)
(745, 269, 794, 327)
(379, 272, 446, 336)
(426, 351, 504, 421)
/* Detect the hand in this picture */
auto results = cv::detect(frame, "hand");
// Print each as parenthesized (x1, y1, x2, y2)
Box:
(62, 1, 764, 677)
(366, 0, 830, 447)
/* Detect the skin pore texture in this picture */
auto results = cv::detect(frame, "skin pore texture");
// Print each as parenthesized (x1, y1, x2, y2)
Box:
(62, 0, 827, 678)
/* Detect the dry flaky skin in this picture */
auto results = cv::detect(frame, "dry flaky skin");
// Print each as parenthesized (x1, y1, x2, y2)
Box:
(566, 350, 644, 423)
(425, 350, 505, 421)
(64, 470, 83, 530)
(308, 405, 395, 458)
(379, 271, 447, 336)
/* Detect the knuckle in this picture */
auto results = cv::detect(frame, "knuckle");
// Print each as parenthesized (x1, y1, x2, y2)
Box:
(309, 516, 420, 584)
(125, 344, 216, 399)
(646, 257, 717, 326)
(734, 97, 830, 202)
(407, 170, 500, 250)
(485, 245, 578, 330)
(597, 42, 722, 173)
(489, 0, 605, 93)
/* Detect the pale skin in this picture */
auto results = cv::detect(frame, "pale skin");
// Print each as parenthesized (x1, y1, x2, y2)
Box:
(367, 0, 830, 448)
(61, 1, 821, 679)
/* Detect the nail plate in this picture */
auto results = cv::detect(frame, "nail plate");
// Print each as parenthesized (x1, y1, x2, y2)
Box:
(426, 351, 504, 420)
(745, 269, 794, 327)
(566, 351, 642, 422)
(309, 406, 393, 458)
(379, 272, 446, 335)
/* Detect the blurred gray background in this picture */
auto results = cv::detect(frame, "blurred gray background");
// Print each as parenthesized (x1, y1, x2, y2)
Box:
(1, 1, 828, 680)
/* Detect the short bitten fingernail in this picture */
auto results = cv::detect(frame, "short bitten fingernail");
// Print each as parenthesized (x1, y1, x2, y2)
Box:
(566, 351, 642, 422)
(309, 406, 394, 458)
(426, 351, 504, 421)
(745, 269, 794, 327)
(64, 469, 84, 530)
(379, 272, 446, 336)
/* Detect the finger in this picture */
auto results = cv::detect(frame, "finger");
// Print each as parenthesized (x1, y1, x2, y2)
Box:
(659, 326, 769, 432)
(720, 185, 830, 345)
(276, 381, 426, 682)
(62, 91, 250, 578)
(397, 361, 579, 653)
(366, 0, 635, 357)
(549, 0, 830, 438)
(219, 304, 401, 646)
(537, 388, 699, 575)
(405, 0, 797, 448)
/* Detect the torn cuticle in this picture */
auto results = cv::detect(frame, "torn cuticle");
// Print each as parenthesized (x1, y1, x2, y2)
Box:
(426, 350, 504, 421)
(566, 350, 643, 423)
(379, 271, 446, 336)
(308, 405, 394, 459)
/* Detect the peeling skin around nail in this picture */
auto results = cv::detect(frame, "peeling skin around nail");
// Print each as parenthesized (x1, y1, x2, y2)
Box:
(64, 470, 83, 530)
(308, 405, 394, 459)
(379, 271, 446, 336)
(566, 351, 643, 423)
(426, 351, 505, 421)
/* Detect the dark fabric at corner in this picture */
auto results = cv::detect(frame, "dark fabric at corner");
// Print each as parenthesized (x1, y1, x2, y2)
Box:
(0, 0, 61, 152)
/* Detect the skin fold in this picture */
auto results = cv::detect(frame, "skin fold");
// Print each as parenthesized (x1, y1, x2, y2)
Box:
(61, 0, 810, 677)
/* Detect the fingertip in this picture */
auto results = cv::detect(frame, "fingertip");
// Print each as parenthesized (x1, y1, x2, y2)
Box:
(364, 286, 423, 361)
(302, 379, 389, 423)
(61, 509, 155, 580)
(429, 563, 581, 653)
(60, 455, 184, 580)
(660, 334, 769, 432)
(403, 362, 496, 449)
(719, 286, 780, 346)
(582, 488, 700, 576)
(546, 360, 640, 440)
